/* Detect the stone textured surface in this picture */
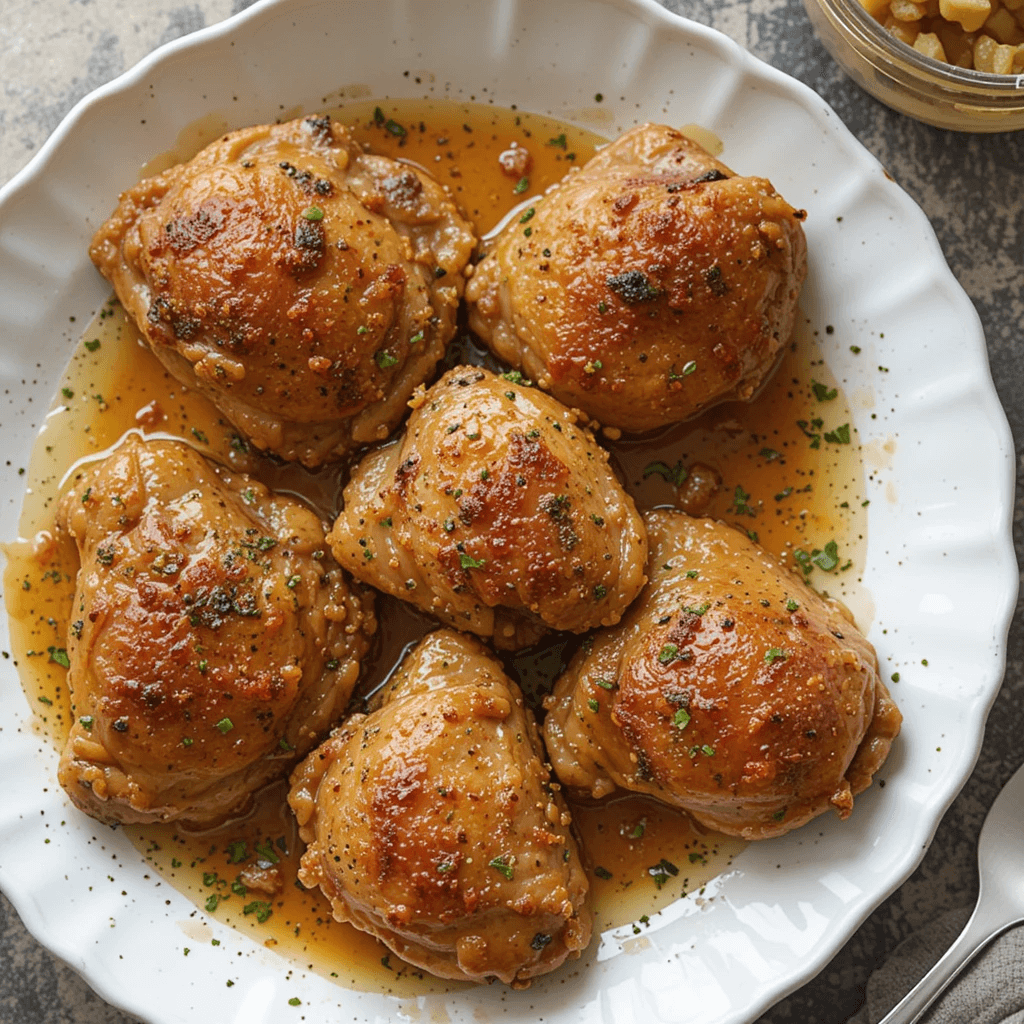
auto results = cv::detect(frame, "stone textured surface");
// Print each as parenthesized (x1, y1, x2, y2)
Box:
(1, 0, 1022, 1022)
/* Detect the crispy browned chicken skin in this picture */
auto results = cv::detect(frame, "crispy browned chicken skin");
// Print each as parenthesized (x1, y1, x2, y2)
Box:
(90, 115, 476, 466)
(327, 366, 648, 649)
(55, 435, 374, 827)
(543, 510, 901, 840)
(289, 628, 592, 987)
(467, 123, 807, 432)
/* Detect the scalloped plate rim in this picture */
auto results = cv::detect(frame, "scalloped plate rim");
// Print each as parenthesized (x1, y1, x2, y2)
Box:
(0, 1, 1016, 1022)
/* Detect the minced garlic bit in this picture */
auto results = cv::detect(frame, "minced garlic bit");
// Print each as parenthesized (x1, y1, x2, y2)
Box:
(860, 0, 1024, 72)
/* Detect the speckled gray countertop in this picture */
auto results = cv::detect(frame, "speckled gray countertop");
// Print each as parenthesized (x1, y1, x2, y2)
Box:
(1, 1, 1022, 1022)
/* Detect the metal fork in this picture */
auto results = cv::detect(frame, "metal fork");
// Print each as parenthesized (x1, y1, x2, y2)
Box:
(876, 761, 1024, 1024)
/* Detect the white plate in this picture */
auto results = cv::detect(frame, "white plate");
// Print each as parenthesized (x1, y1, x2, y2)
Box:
(0, 0, 1016, 1022)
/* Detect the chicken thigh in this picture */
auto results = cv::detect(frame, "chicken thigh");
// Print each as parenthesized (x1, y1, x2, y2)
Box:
(543, 510, 901, 840)
(56, 435, 375, 827)
(327, 366, 647, 649)
(90, 115, 476, 466)
(288, 628, 592, 986)
(466, 123, 807, 432)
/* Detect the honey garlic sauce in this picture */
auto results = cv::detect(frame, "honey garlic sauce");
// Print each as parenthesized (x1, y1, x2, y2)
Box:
(5, 98, 868, 993)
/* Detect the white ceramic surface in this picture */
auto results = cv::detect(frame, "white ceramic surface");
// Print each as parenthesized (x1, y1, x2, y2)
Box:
(0, 1, 1016, 1022)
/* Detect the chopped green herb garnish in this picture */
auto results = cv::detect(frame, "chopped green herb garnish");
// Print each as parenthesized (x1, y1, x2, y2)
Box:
(375, 350, 398, 369)
(489, 856, 514, 880)
(226, 842, 248, 864)
(667, 360, 697, 380)
(255, 839, 281, 864)
(215, 718, 234, 735)
(243, 900, 272, 923)
(731, 485, 756, 517)
(648, 858, 679, 889)
(47, 646, 70, 669)
(459, 553, 486, 569)
(514, 176, 529, 194)
(764, 648, 789, 664)
(642, 460, 687, 486)
(302, 206, 324, 221)
(811, 380, 838, 402)
(812, 540, 840, 571)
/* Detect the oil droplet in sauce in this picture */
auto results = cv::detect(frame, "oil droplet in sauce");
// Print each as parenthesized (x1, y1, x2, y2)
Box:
(4, 98, 870, 992)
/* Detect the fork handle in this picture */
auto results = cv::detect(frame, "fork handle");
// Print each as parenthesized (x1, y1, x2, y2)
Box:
(875, 900, 1023, 1024)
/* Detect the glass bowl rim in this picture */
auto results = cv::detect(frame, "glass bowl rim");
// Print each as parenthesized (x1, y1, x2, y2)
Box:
(818, 0, 1024, 96)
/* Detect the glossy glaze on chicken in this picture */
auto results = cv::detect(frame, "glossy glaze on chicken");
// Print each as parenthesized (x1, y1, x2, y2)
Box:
(289, 628, 592, 986)
(22, 107, 902, 988)
(544, 510, 901, 839)
(327, 365, 648, 649)
(55, 435, 375, 826)
(90, 114, 476, 466)
(467, 123, 808, 432)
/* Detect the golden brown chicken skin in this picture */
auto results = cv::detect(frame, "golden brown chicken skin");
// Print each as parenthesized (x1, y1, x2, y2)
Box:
(543, 510, 900, 840)
(55, 435, 375, 827)
(327, 366, 648, 649)
(90, 115, 476, 466)
(288, 628, 592, 987)
(466, 123, 807, 432)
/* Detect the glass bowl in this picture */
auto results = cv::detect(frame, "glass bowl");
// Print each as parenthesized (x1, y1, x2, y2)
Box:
(803, 0, 1024, 130)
